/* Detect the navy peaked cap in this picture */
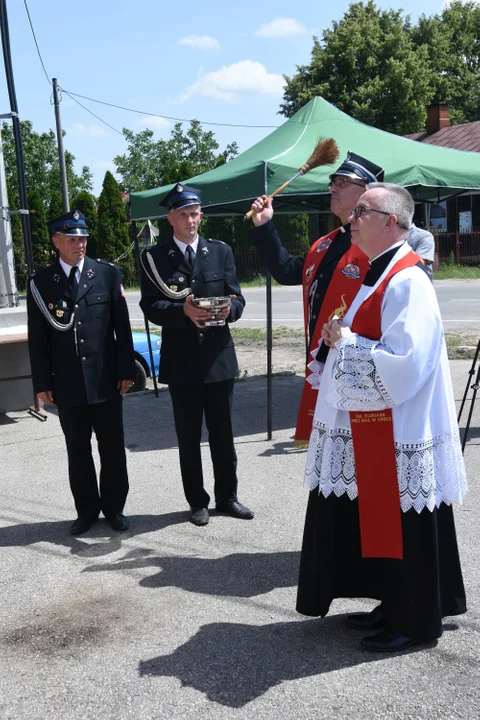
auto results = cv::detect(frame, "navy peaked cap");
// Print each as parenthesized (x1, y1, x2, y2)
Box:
(48, 209, 89, 237)
(160, 183, 201, 212)
(330, 152, 384, 184)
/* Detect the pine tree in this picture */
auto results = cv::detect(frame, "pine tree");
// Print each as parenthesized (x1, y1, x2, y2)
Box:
(71, 191, 98, 258)
(97, 171, 135, 284)
(47, 190, 63, 222)
(28, 189, 51, 269)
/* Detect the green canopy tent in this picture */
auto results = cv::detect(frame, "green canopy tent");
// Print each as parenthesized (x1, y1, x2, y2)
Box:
(129, 96, 480, 438)
(129, 96, 480, 222)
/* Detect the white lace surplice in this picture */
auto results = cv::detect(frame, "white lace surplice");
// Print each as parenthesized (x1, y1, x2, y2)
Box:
(304, 256, 468, 513)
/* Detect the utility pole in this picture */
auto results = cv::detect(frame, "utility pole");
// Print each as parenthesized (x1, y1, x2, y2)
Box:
(0, 0, 32, 274)
(52, 78, 69, 213)
(0, 132, 17, 307)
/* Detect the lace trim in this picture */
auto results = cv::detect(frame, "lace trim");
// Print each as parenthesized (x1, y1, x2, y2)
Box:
(325, 335, 394, 411)
(306, 342, 324, 389)
(304, 423, 468, 513)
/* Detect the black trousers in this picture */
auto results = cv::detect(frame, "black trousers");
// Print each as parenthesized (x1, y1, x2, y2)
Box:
(169, 380, 238, 509)
(57, 394, 129, 520)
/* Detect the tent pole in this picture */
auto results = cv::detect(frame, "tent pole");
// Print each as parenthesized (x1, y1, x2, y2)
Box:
(266, 270, 273, 440)
(131, 221, 159, 398)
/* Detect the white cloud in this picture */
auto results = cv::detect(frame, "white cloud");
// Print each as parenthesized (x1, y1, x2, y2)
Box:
(178, 35, 220, 50)
(174, 60, 285, 104)
(137, 115, 170, 129)
(256, 17, 307, 38)
(71, 123, 108, 138)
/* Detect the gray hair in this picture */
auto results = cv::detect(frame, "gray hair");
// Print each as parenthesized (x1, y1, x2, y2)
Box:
(365, 182, 414, 230)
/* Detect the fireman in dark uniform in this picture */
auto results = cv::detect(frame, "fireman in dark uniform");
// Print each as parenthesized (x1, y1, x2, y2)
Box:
(27, 210, 136, 535)
(139, 184, 254, 526)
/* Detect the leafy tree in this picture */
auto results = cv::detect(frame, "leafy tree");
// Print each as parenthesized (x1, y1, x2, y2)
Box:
(1, 121, 93, 206)
(97, 171, 135, 284)
(280, 1, 434, 134)
(27, 189, 51, 268)
(71, 190, 98, 258)
(412, 1, 480, 124)
(114, 120, 238, 192)
(47, 190, 63, 222)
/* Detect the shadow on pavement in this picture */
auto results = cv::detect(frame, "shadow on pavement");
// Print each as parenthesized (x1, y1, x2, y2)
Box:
(0, 512, 186, 557)
(83, 549, 300, 597)
(123, 376, 304, 453)
(138, 617, 430, 707)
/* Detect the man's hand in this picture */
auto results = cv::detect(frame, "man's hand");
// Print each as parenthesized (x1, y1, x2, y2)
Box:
(37, 390, 54, 405)
(250, 196, 273, 227)
(118, 380, 134, 395)
(321, 319, 343, 348)
(184, 294, 213, 328)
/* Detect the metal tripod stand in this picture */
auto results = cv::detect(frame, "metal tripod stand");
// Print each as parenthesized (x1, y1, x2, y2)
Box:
(457, 338, 480, 452)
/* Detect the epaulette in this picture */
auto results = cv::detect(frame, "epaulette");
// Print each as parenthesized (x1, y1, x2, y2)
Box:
(207, 238, 227, 245)
(29, 265, 48, 279)
(96, 258, 118, 268)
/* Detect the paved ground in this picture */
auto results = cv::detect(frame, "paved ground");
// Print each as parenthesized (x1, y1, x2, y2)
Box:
(125, 281, 480, 333)
(1, 363, 479, 719)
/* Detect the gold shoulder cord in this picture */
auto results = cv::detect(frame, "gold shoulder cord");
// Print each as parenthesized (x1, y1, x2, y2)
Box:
(141, 250, 191, 300)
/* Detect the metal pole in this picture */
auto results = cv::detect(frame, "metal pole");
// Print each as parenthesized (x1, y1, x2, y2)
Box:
(266, 270, 272, 440)
(52, 78, 69, 213)
(0, 0, 33, 274)
(0, 133, 17, 307)
(131, 221, 159, 397)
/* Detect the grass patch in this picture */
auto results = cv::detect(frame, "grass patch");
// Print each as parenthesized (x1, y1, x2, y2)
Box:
(434, 264, 480, 280)
(230, 326, 304, 343)
(445, 333, 477, 350)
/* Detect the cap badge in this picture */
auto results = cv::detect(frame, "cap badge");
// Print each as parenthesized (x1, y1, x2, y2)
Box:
(73, 210, 79, 220)
(176, 184, 183, 193)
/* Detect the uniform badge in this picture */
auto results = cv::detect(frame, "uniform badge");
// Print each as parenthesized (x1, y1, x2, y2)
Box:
(305, 264, 315, 282)
(168, 249, 175, 257)
(86, 268, 95, 279)
(53, 273, 60, 283)
(73, 210, 80, 220)
(317, 238, 332, 252)
(56, 309, 64, 318)
(202, 247, 209, 255)
(342, 263, 361, 279)
(169, 285, 178, 292)
(179, 276, 185, 283)
(48, 303, 54, 310)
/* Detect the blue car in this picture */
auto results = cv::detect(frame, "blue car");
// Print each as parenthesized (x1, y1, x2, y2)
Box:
(130, 331, 161, 392)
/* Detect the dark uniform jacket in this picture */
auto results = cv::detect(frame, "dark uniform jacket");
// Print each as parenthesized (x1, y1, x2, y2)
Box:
(250, 220, 352, 350)
(140, 236, 245, 385)
(27, 256, 135, 407)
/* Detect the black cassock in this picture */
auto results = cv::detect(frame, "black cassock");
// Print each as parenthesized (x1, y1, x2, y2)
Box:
(140, 236, 245, 509)
(27, 256, 135, 520)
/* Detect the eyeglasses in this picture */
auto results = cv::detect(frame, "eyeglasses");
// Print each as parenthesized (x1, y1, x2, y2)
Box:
(329, 177, 366, 189)
(351, 205, 393, 219)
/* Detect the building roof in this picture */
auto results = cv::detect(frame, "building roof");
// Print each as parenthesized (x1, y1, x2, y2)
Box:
(405, 121, 480, 153)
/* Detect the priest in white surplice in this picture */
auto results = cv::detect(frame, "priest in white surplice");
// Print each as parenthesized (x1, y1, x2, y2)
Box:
(297, 183, 467, 653)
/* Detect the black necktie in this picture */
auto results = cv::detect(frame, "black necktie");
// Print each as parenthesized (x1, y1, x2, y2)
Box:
(185, 245, 195, 270)
(69, 266, 78, 296)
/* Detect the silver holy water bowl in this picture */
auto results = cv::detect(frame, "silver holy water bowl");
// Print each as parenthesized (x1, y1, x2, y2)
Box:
(192, 296, 231, 326)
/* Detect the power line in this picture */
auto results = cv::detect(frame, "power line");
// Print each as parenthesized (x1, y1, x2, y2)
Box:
(61, 89, 281, 129)
(61, 88, 124, 136)
(23, 0, 50, 85)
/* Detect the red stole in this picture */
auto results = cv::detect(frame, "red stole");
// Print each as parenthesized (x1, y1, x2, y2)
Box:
(295, 229, 369, 444)
(349, 250, 420, 559)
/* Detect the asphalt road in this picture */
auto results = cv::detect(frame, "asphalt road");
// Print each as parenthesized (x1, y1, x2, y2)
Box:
(126, 279, 480, 333)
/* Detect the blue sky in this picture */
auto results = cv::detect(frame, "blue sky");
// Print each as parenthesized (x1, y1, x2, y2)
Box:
(0, 0, 445, 195)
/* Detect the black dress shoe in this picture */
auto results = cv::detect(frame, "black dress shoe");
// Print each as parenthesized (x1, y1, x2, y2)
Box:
(361, 630, 417, 653)
(190, 507, 209, 526)
(344, 604, 388, 631)
(215, 500, 254, 519)
(108, 513, 129, 531)
(70, 517, 97, 536)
